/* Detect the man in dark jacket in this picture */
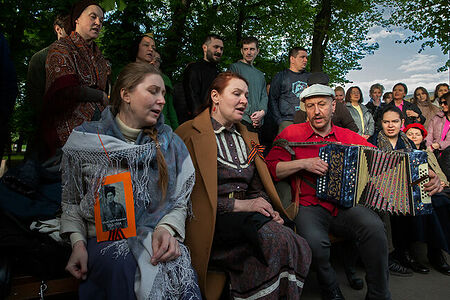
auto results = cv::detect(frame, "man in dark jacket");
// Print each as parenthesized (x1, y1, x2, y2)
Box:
(182, 34, 223, 119)
(268, 47, 310, 133)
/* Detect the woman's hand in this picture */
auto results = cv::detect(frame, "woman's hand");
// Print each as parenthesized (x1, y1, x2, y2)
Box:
(272, 210, 284, 225)
(432, 142, 440, 150)
(66, 240, 88, 280)
(406, 110, 418, 118)
(234, 197, 279, 219)
(250, 110, 265, 127)
(361, 134, 370, 140)
(151, 227, 181, 266)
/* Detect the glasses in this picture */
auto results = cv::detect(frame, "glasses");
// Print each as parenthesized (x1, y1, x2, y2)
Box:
(440, 101, 448, 105)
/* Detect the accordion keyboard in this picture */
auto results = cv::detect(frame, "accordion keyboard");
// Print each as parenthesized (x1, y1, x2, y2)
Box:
(317, 150, 328, 195)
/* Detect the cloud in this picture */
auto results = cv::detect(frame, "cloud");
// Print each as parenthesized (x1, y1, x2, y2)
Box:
(398, 54, 440, 73)
(368, 28, 405, 41)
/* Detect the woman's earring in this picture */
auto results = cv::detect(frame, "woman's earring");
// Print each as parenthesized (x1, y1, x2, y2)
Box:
(212, 106, 216, 112)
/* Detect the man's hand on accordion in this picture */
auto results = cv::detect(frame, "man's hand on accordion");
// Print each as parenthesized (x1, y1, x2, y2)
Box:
(300, 157, 329, 176)
(424, 170, 444, 196)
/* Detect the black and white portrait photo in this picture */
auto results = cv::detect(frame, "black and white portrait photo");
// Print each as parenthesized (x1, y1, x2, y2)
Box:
(100, 182, 128, 231)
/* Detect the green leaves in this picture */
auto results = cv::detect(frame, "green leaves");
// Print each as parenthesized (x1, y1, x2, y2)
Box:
(384, 0, 449, 71)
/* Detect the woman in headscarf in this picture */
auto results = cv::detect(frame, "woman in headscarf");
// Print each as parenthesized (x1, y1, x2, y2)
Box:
(43, 0, 110, 159)
(60, 62, 201, 299)
(176, 72, 311, 299)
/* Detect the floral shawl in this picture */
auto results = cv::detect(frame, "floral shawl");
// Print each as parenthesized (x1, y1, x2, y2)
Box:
(43, 31, 109, 156)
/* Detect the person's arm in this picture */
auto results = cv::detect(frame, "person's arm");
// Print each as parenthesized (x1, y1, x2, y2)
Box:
(425, 118, 436, 148)
(268, 73, 282, 125)
(437, 138, 450, 150)
(152, 135, 195, 264)
(155, 204, 187, 241)
(259, 76, 269, 118)
(228, 63, 238, 73)
(60, 163, 89, 280)
(266, 131, 328, 181)
(45, 49, 107, 115)
(337, 103, 359, 132)
(275, 157, 328, 180)
(65, 240, 88, 280)
(405, 103, 425, 124)
(366, 111, 375, 136)
(164, 89, 179, 129)
(183, 65, 202, 115)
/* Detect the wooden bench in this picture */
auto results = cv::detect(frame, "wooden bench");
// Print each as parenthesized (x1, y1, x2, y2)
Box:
(7, 275, 79, 300)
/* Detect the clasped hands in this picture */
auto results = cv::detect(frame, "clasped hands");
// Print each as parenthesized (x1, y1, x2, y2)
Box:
(66, 227, 180, 280)
(250, 110, 265, 128)
(234, 197, 284, 224)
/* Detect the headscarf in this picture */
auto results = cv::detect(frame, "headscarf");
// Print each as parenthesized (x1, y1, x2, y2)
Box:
(68, 0, 104, 33)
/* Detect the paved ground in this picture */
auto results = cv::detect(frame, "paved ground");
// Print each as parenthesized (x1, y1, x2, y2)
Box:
(301, 242, 450, 300)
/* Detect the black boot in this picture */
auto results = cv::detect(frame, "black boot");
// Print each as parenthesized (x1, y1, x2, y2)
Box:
(428, 248, 450, 276)
(345, 267, 364, 290)
(321, 286, 345, 300)
(397, 250, 430, 274)
(388, 257, 413, 277)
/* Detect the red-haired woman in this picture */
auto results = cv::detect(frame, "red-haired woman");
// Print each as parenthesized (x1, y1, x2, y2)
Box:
(176, 72, 311, 299)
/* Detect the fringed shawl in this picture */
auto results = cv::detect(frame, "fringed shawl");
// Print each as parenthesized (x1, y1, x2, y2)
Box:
(61, 108, 199, 299)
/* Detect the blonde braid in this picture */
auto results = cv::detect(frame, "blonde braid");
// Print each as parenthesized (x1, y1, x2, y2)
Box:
(144, 127, 168, 201)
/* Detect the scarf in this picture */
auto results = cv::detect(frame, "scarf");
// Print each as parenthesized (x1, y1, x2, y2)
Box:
(44, 31, 109, 149)
(61, 108, 198, 299)
(377, 130, 413, 151)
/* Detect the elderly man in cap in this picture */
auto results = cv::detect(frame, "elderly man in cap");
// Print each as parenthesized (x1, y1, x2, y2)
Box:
(43, 0, 110, 158)
(266, 84, 391, 300)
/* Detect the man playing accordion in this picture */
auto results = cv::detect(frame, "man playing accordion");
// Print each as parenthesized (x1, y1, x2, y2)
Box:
(266, 84, 443, 300)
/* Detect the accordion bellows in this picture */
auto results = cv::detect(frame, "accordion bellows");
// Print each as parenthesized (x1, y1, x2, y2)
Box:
(317, 144, 432, 216)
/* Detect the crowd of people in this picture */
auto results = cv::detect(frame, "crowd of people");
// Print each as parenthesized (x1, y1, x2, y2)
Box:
(0, 1, 449, 299)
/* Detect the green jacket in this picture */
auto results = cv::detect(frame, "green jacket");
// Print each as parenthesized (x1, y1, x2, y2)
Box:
(161, 73, 179, 129)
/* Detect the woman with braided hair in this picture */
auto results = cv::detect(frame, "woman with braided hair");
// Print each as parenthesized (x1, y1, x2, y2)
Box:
(60, 62, 201, 299)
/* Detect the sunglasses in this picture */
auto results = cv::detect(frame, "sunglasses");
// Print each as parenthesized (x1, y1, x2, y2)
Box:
(440, 101, 448, 105)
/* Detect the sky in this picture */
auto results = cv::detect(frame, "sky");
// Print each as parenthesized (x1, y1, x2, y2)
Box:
(343, 26, 449, 103)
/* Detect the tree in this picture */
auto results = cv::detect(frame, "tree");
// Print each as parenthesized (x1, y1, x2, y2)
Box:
(384, 0, 449, 71)
(3, 0, 431, 149)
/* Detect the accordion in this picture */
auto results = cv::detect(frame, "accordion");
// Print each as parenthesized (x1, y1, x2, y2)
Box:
(317, 143, 432, 215)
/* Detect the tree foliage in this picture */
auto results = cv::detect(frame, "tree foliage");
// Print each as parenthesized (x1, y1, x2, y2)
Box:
(0, 0, 447, 147)
(384, 0, 449, 71)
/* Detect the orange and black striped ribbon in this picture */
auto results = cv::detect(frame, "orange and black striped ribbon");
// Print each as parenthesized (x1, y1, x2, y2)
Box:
(108, 228, 126, 241)
(246, 140, 266, 164)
